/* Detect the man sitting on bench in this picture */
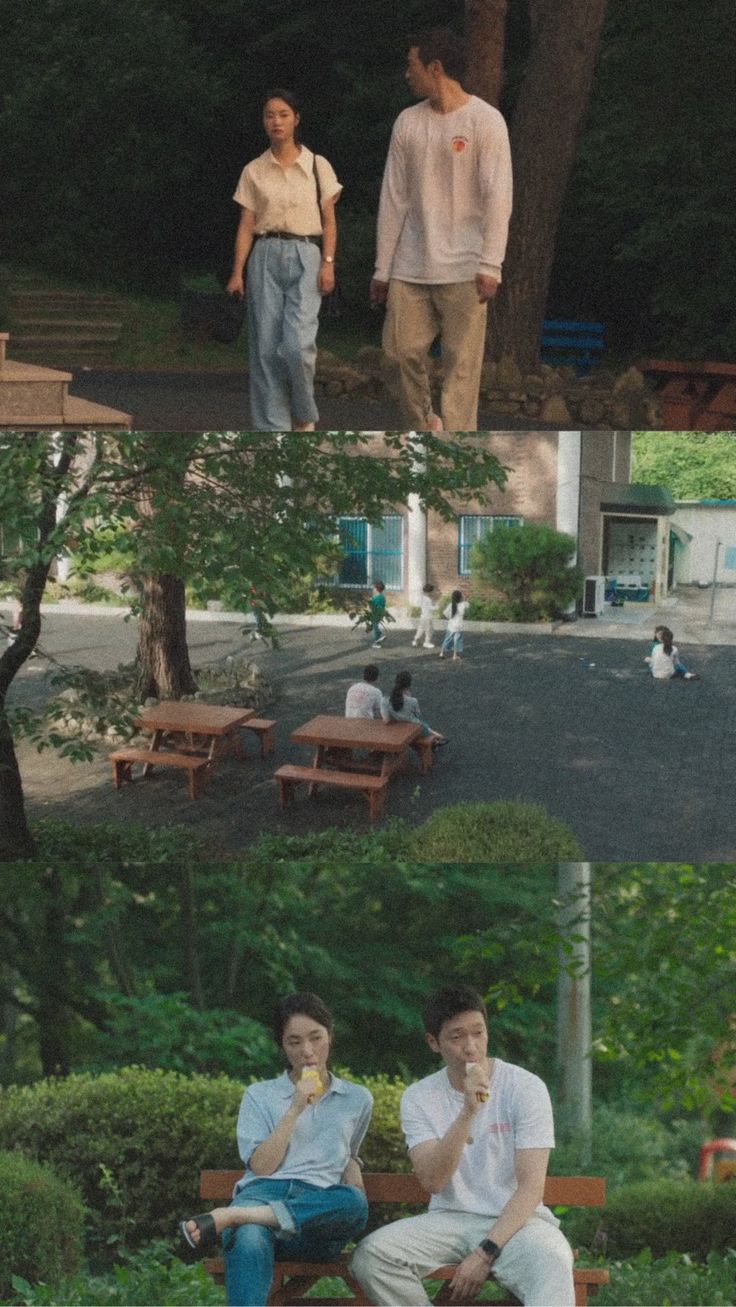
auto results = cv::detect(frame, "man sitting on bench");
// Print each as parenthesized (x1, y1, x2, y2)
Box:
(350, 984, 574, 1306)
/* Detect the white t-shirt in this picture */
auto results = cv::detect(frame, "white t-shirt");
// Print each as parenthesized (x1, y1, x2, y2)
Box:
(401, 1059, 555, 1219)
(233, 147, 342, 236)
(375, 96, 513, 284)
(345, 681, 383, 718)
(444, 600, 470, 632)
(420, 594, 438, 618)
(649, 644, 678, 679)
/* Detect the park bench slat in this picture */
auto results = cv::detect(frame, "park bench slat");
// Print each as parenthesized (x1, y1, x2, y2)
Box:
(242, 717, 277, 757)
(110, 747, 210, 800)
(198, 1170, 608, 1305)
(274, 763, 389, 821)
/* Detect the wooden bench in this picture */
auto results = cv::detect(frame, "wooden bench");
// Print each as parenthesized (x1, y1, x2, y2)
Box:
(110, 747, 210, 800)
(198, 1170, 609, 1306)
(274, 764, 389, 822)
(242, 717, 276, 758)
(541, 320, 605, 375)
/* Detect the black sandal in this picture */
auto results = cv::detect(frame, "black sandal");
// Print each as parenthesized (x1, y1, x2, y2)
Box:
(180, 1212, 218, 1258)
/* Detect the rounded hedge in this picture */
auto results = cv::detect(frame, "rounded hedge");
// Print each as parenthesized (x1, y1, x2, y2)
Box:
(564, 1177, 736, 1259)
(409, 801, 583, 862)
(0, 1149, 86, 1297)
(0, 1067, 411, 1264)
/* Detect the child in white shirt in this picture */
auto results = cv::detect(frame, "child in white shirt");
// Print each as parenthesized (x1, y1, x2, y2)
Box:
(412, 583, 438, 649)
(440, 590, 470, 660)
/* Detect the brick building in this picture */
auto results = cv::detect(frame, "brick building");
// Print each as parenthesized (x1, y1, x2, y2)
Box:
(327, 431, 674, 607)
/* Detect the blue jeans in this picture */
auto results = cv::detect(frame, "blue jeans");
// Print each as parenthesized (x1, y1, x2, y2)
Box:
(246, 237, 322, 430)
(441, 629, 464, 654)
(223, 1178, 368, 1307)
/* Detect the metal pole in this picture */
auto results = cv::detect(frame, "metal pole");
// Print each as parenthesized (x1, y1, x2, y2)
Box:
(557, 863, 592, 1166)
(708, 541, 722, 627)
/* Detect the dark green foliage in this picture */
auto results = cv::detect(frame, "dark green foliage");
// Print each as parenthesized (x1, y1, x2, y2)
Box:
(632, 432, 736, 500)
(7, 1241, 226, 1305)
(550, 1104, 703, 1189)
(594, 1250, 736, 1307)
(0, 1150, 86, 1297)
(470, 522, 583, 622)
(0, 1069, 243, 1265)
(563, 1178, 736, 1261)
(409, 801, 583, 862)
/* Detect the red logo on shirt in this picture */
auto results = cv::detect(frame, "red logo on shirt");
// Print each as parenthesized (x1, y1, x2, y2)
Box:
(451, 136, 468, 153)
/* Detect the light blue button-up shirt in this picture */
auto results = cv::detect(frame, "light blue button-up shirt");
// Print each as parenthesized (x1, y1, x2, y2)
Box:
(235, 1071, 372, 1192)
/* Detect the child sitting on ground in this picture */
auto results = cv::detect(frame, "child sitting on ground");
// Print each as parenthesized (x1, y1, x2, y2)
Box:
(645, 625, 699, 680)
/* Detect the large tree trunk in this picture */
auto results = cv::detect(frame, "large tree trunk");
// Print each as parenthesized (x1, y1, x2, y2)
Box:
(488, 0, 608, 366)
(465, 0, 507, 106)
(135, 574, 197, 699)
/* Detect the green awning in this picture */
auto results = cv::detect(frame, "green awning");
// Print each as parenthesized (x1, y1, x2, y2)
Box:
(600, 483, 676, 516)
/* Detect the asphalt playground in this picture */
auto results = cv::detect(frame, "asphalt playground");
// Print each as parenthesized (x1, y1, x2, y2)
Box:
(7, 596, 736, 862)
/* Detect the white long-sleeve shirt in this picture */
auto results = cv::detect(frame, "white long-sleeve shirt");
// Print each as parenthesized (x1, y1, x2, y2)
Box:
(375, 95, 513, 284)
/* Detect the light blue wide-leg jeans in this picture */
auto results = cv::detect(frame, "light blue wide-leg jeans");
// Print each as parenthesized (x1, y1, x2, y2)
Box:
(222, 1177, 368, 1307)
(247, 238, 322, 430)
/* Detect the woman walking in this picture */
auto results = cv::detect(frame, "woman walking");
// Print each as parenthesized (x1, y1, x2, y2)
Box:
(180, 992, 371, 1306)
(227, 90, 342, 430)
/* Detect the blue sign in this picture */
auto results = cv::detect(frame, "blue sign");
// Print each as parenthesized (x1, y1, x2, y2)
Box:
(724, 546, 736, 570)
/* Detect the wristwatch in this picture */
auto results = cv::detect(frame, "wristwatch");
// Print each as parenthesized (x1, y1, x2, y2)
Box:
(478, 1238, 501, 1264)
(323, 255, 335, 263)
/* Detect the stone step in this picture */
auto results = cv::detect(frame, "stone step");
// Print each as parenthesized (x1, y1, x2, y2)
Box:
(11, 328, 122, 345)
(9, 348, 117, 368)
(9, 290, 126, 308)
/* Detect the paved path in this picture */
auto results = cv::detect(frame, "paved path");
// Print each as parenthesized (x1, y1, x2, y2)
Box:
(7, 610, 735, 861)
(67, 370, 558, 432)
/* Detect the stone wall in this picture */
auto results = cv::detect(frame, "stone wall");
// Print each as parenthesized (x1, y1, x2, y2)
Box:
(315, 347, 662, 430)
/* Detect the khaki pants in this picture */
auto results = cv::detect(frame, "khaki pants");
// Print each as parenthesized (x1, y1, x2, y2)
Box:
(383, 279, 488, 431)
(350, 1209, 575, 1307)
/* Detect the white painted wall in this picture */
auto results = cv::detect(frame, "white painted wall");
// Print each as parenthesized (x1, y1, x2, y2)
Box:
(672, 503, 736, 584)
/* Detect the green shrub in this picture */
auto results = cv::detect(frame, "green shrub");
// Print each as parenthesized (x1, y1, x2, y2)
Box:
(563, 1177, 736, 1260)
(0, 1150, 86, 1298)
(409, 801, 583, 862)
(7, 1241, 225, 1305)
(470, 521, 583, 621)
(0, 1069, 243, 1266)
(551, 1104, 701, 1188)
(595, 1249, 736, 1306)
(0, 1067, 410, 1267)
(466, 598, 518, 621)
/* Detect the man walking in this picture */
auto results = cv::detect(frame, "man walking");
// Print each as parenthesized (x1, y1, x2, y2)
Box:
(350, 985, 575, 1305)
(370, 30, 513, 432)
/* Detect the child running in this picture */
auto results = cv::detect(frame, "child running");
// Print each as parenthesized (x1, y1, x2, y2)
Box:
(645, 625, 699, 680)
(440, 590, 470, 661)
(412, 583, 437, 649)
(370, 580, 387, 647)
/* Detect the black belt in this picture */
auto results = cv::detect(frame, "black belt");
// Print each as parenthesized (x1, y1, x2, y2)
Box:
(257, 232, 321, 245)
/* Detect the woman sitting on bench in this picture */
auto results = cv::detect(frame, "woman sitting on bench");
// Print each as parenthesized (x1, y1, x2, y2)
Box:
(381, 670, 448, 748)
(180, 991, 372, 1307)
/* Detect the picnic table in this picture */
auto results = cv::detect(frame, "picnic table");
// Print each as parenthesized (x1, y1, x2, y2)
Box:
(110, 700, 255, 799)
(640, 359, 736, 430)
(274, 714, 433, 821)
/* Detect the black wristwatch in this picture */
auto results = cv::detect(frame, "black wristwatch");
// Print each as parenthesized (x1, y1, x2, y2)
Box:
(478, 1238, 501, 1264)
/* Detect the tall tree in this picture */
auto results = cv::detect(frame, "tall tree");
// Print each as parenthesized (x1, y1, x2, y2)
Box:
(488, 0, 608, 366)
(465, 0, 507, 106)
(1, 432, 508, 858)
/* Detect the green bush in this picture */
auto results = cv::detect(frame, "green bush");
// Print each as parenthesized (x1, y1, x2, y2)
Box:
(0, 1067, 410, 1266)
(7, 1241, 225, 1306)
(0, 1150, 86, 1298)
(563, 1178, 736, 1260)
(551, 1104, 702, 1188)
(0, 1069, 243, 1266)
(409, 801, 583, 862)
(470, 521, 583, 621)
(595, 1249, 736, 1306)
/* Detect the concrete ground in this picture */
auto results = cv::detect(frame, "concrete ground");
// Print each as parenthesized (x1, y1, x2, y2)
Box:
(67, 369, 558, 432)
(5, 585, 736, 862)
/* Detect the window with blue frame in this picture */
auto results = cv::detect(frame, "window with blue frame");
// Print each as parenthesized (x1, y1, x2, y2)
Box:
(458, 514, 523, 575)
(333, 514, 404, 589)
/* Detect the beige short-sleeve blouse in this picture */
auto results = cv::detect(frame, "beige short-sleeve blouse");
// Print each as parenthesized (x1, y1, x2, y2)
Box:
(233, 147, 342, 236)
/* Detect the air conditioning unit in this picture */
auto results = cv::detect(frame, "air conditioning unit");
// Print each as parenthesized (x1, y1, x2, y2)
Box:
(583, 575, 605, 617)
